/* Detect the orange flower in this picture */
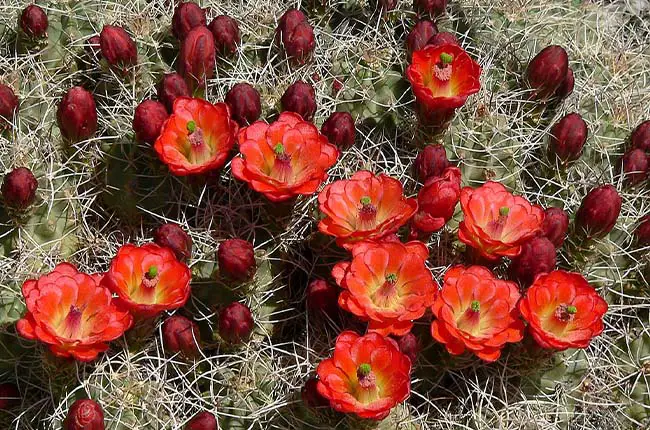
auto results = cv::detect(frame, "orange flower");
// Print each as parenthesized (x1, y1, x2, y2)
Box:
(458, 181, 544, 261)
(332, 240, 438, 336)
(102, 243, 191, 317)
(318, 171, 417, 248)
(231, 112, 338, 202)
(16, 263, 132, 362)
(431, 265, 524, 362)
(518, 270, 607, 350)
(153, 97, 238, 176)
(316, 331, 411, 420)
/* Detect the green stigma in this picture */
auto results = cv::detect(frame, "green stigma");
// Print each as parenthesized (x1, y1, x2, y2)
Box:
(440, 53, 453, 65)
(187, 120, 196, 133)
(147, 265, 158, 279)
(567, 305, 577, 314)
(357, 363, 372, 377)
(499, 206, 510, 217)
(274, 143, 285, 155)
(385, 273, 397, 284)
(471, 300, 480, 312)
(360, 196, 372, 206)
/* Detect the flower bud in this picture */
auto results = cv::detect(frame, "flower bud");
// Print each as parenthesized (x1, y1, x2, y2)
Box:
(63, 399, 105, 430)
(509, 237, 556, 286)
(396, 333, 420, 363)
(306, 279, 338, 316)
(411, 166, 461, 234)
(85, 36, 102, 62)
(56, 86, 97, 142)
(321, 112, 355, 150)
(332, 78, 344, 96)
(526, 45, 569, 100)
(157, 73, 191, 113)
(283, 21, 315, 64)
(162, 315, 200, 357)
(133, 100, 168, 144)
(555, 67, 574, 100)
(178, 26, 215, 91)
(2, 167, 38, 210)
(225, 83, 261, 127)
(406, 20, 438, 60)
(539, 207, 569, 248)
(280, 81, 316, 121)
(209, 15, 240, 57)
(414, 144, 450, 182)
(548, 112, 588, 163)
(172, 2, 206, 40)
(99, 25, 137, 70)
(153, 223, 193, 262)
(414, 0, 447, 16)
(218, 238, 256, 281)
(0, 383, 20, 410)
(302, 378, 328, 408)
(379, 0, 398, 11)
(635, 216, 650, 246)
(219, 302, 254, 344)
(20, 5, 48, 38)
(277, 9, 307, 39)
(622, 148, 649, 186)
(427, 31, 458, 47)
(0, 83, 19, 125)
(185, 411, 217, 430)
(575, 184, 622, 238)
(631, 121, 650, 152)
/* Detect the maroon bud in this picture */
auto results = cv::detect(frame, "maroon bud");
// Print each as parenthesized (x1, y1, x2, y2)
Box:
(548, 112, 588, 163)
(306, 279, 338, 316)
(185, 412, 217, 430)
(540, 207, 569, 248)
(172, 2, 207, 40)
(178, 26, 215, 91)
(396, 333, 420, 363)
(321, 112, 355, 150)
(283, 21, 315, 64)
(635, 216, 650, 246)
(86, 36, 102, 61)
(414, 144, 450, 182)
(622, 149, 649, 186)
(631, 121, 650, 152)
(63, 399, 105, 430)
(379, 0, 398, 11)
(225, 83, 261, 127)
(406, 20, 438, 60)
(2, 167, 38, 210)
(575, 184, 622, 238)
(332, 78, 344, 96)
(427, 31, 458, 47)
(219, 302, 254, 344)
(133, 100, 168, 144)
(281, 81, 316, 121)
(157, 73, 191, 113)
(414, 0, 447, 16)
(57, 86, 97, 142)
(509, 237, 557, 286)
(0, 383, 20, 410)
(162, 315, 200, 357)
(209, 15, 240, 57)
(153, 223, 193, 261)
(555, 67, 574, 100)
(277, 9, 308, 39)
(20, 5, 48, 38)
(218, 238, 256, 281)
(99, 25, 137, 70)
(302, 378, 328, 408)
(526, 45, 569, 100)
(0, 83, 19, 125)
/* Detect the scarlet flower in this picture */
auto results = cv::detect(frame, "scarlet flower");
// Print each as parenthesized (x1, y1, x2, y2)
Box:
(458, 182, 544, 260)
(411, 166, 461, 234)
(231, 112, 338, 202)
(154, 97, 237, 176)
(332, 240, 438, 336)
(316, 331, 411, 420)
(318, 171, 417, 248)
(102, 243, 191, 317)
(431, 265, 524, 362)
(519, 270, 608, 350)
(16, 263, 133, 362)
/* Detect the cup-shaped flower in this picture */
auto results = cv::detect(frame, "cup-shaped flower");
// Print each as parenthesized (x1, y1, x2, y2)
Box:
(102, 243, 191, 317)
(412, 166, 461, 234)
(458, 181, 544, 260)
(153, 97, 237, 176)
(16, 263, 133, 362)
(431, 265, 524, 362)
(316, 331, 411, 420)
(318, 171, 417, 248)
(518, 270, 608, 350)
(231, 112, 338, 202)
(332, 240, 437, 336)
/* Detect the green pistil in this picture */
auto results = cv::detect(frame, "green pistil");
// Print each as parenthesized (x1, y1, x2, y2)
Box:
(385, 273, 397, 284)
(357, 363, 371, 377)
(360, 196, 372, 206)
(186, 120, 196, 133)
(146, 265, 158, 279)
(470, 300, 480, 312)
(567, 305, 577, 314)
(274, 143, 285, 155)
(440, 53, 453, 65)
(499, 206, 510, 217)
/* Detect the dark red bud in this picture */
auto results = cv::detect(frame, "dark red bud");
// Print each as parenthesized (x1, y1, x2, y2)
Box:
(379, 0, 398, 11)
(406, 20, 438, 60)
(555, 67, 574, 100)
(526, 45, 569, 100)
(635, 217, 650, 246)
(427, 31, 458, 47)
(280, 81, 316, 121)
(306, 279, 338, 316)
(86, 36, 102, 61)
(218, 238, 256, 281)
(0, 83, 19, 125)
(157, 73, 191, 113)
(2, 167, 38, 210)
(631, 121, 650, 152)
(414, 144, 450, 182)
(225, 83, 261, 127)
(162, 315, 200, 357)
(278, 9, 308, 39)
(548, 112, 588, 163)
(63, 399, 105, 430)
(57, 86, 98, 142)
(321, 112, 355, 150)
(178, 26, 215, 91)
(575, 184, 622, 238)
(153, 223, 193, 261)
(413, 0, 447, 16)
(283, 21, 315, 64)
(509, 237, 556, 286)
(185, 411, 217, 430)
(0, 383, 20, 410)
(302, 378, 328, 408)
(20, 5, 48, 38)
(539, 207, 569, 248)
(622, 148, 649, 186)
(209, 15, 240, 57)
(396, 333, 420, 363)
(99, 25, 137, 69)
(172, 2, 207, 40)
(332, 78, 344, 96)
(133, 100, 168, 144)
(219, 302, 254, 344)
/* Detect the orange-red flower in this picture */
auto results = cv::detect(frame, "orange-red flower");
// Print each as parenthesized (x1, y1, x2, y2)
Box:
(412, 166, 461, 234)
(332, 240, 437, 336)
(231, 112, 339, 202)
(316, 331, 411, 420)
(153, 97, 238, 176)
(518, 270, 607, 350)
(102, 243, 191, 317)
(458, 181, 544, 261)
(16, 263, 132, 362)
(318, 171, 417, 248)
(431, 265, 524, 362)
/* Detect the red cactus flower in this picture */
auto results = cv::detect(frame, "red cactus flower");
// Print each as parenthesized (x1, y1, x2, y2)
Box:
(316, 331, 411, 420)
(225, 83, 261, 127)
(526, 45, 569, 100)
(0, 383, 20, 410)
(20, 5, 48, 38)
(280, 81, 316, 121)
(218, 238, 256, 281)
(431, 265, 524, 362)
(178, 26, 215, 91)
(172, 2, 207, 40)
(575, 184, 621, 239)
(555, 67, 574, 100)
(519, 270, 608, 350)
(277, 9, 308, 40)
(458, 181, 544, 260)
(57, 86, 97, 142)
(414, 144, 451, 182)
(548, 113, 588, 163)
(622, 148, 649, 185)
(320, 111, 355, 150)
(508, 236, 556, 286)
(157, 73, 191, 113)
(153, 97, 237, 176)
(539, 207, 569, 248)
(395, 333, 420, 363)
(219, 302, 254, 344)
(406, 20, 438, 60)
(102, 243, 191, 317)
(185, 412, 217, 430)
(428, 31, 458, 47)
(162, 315, 200, 357)
(332, 240, 437, 336)
(209, 15, 240, 57)
(153, 223, 193, 262)
(64, 399, 105, 430)
(16, 263, 133, 362)
(411, 166, 461, 235)
(282, 21, 315, 64)
(133, 100, 168, 144)
(2, 167, 38, 210)
(414, 0, 447, 16)
(631, 120, 650, 152)
(318, 171, 417, 248)
(99, 25, 137, 70)
(0, 83, 18, 126)
(231, 112, 338, 202)
(306, 279, 338, 317)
